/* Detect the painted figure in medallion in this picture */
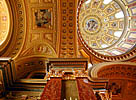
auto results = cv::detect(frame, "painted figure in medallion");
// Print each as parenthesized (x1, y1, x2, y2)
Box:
(86, 19, 98, 32)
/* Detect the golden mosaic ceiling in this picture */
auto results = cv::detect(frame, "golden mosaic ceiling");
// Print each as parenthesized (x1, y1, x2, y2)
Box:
(77, 0, 136, 56)
(0, 0, 10, 45)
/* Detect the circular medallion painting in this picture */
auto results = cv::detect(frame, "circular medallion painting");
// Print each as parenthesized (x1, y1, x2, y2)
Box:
(86, 19, 98, 32)
(84, 15, 101, 34)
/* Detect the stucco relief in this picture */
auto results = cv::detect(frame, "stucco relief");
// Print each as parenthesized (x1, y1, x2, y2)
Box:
(15, 0, 58, 59)
(20, 43, 57, 58)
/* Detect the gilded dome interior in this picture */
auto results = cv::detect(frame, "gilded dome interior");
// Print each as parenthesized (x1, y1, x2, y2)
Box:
(78, 0, 136, 56)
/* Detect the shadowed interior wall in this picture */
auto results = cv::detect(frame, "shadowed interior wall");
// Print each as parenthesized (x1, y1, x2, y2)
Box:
(61, 80, 79, 100)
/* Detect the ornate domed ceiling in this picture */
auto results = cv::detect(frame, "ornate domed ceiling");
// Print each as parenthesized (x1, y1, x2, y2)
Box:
(0, 0, 10, 45)
(77, 0, 136, 56)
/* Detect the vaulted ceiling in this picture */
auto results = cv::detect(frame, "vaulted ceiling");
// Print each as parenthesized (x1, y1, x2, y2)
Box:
(0, 0, 135, 79)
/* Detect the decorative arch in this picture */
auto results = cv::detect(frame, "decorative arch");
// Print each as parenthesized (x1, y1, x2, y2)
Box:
(0, 0, 26, 58)
(0, 0, 13, 52)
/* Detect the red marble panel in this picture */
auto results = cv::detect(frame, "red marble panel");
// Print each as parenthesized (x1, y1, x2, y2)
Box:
(40, 78, 62, 100)
(76, 78, 97, 100)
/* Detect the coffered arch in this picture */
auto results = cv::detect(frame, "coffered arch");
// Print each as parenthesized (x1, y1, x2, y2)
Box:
(0, 0, 26, 58)
(0, 0, 12, 52)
